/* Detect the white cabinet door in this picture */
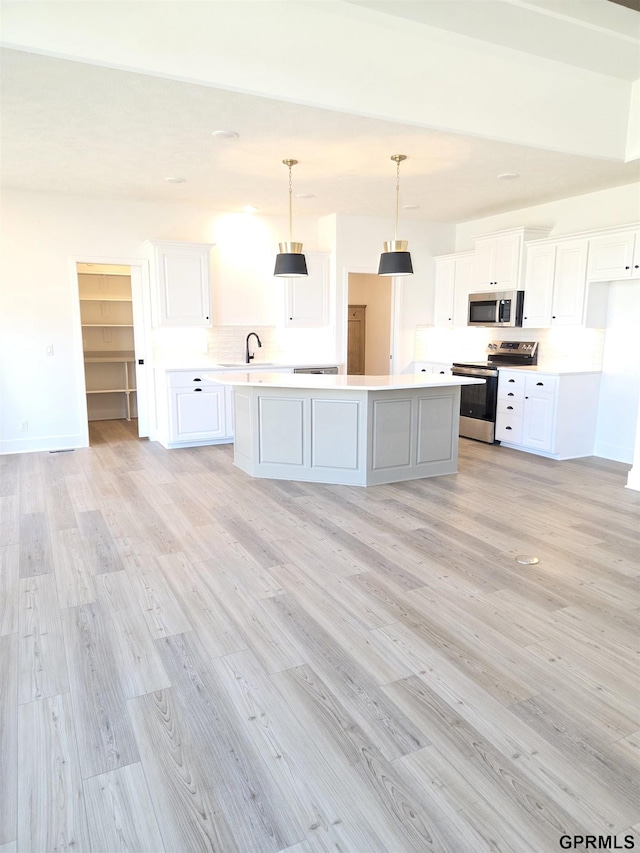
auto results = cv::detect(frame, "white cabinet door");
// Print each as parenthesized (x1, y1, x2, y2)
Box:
(170, 384, 228, 442)
(433, 252, 473, 326)
(493, 233, 521, 289)
(285, 252, 329, 326)
(587, 230, 637, 281)
(433, 258, 455, 325)
(550, 239, 589, 325)
(523, 243, 555, 327)
(150, 241, 213, 326)
(473, 233, 520, 289)
(521, 376, 556, 452)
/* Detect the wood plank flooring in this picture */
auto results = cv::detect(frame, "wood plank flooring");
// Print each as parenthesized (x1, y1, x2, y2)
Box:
(1, 418, 638, 852)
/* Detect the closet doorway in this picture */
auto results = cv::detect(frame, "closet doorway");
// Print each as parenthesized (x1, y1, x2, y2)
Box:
(75, 261, 151, 444)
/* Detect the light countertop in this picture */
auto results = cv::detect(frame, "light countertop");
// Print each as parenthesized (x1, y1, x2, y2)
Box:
(156, 361, 340, 371)
(496, 365, 601, 375)
(205, 372, 485, 390)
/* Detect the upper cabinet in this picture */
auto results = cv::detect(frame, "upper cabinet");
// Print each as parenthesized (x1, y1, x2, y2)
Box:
(523, 238, 594, 327)
(587, 228, 640, 281)
(470, 227, 550, 292)
(433, 252, 473, 327)
(284, 252, 330, 327)
(148, 241, 214, 326)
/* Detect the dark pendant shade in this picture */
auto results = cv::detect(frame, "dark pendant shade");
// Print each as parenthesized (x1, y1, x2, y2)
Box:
(274, 252, 308, 277)
(378, 251, 413, 277)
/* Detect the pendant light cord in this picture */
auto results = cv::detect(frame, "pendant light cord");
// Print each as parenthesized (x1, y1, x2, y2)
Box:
(288, 163, 293, 242)
(395, 157, 400, 241)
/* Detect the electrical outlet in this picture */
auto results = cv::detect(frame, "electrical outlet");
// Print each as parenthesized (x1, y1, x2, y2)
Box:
(20, 420, 28, 431)
(46, 345, 54, 356)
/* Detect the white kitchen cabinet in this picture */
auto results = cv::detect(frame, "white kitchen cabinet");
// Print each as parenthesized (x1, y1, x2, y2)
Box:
(496, 369, 600, 459)
(433, 252, 473, 326)
(524, 237, 607, 328)
(148, 241, 213, 326)
(154, 370, 233, 448)
(587, 229, 640, 281)
(470, 227, 550, 292)
(284, 252, 330, 327)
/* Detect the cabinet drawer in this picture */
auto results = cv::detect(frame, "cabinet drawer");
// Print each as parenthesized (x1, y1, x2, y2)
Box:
(498, 371, 525, 390)
(497, 399, 522, 417)
(525, 374, 557, 395)
(499, 385, 524, 403)
(168, 371, 211, 389)
(496, 414, 523, 444)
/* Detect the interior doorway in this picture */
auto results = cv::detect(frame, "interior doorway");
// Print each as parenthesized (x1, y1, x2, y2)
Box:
(347, 273, 392, 374)
(75, 261, 150, 444)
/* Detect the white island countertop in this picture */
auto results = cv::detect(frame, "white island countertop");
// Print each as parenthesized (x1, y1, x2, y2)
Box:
(206, 372, 485, 390)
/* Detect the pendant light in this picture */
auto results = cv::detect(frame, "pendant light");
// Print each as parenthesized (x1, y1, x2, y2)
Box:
(274, 159, 308, 277)
(378, 154, 414, 276)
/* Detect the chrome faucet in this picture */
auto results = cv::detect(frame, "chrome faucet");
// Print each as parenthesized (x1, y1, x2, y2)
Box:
(245, 332, 262, 364)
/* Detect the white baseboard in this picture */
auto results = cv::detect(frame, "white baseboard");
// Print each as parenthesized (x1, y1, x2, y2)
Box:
(0, 433, 87, 455)
(593, 441, 634, 464)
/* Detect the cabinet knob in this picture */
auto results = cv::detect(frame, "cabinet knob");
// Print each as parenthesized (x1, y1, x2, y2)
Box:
(552, 315, 556, 319)
(525, 396, 529, 399)
(194, 388, 202, 392)
(635, 265, 639, 269)
(625, 266, 630, 270)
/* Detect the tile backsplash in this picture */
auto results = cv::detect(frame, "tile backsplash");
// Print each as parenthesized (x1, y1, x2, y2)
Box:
(415, 325, 606, 370)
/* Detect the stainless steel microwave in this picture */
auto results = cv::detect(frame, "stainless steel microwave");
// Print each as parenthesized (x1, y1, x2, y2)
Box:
(468, 290, 524, 327)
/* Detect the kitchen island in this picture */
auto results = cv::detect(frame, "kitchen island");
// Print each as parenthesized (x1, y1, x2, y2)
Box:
(206, 372, 484, 486)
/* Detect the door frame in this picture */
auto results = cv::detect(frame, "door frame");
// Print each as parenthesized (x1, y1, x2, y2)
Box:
(69, 254, 154, 445)
(341, 266, 399, 374)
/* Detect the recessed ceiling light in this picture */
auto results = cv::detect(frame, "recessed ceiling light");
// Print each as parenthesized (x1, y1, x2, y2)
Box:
(164, 176, 186, 183)
(498, 172, 519, 180)
(211, 130, 239, 140)
(403, 204, 420, 210)
(243, 206, 258, 213)
(295, 193, 315, 199)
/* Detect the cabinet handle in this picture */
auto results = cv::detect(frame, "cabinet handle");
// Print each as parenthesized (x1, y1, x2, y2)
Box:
(507, 392, 514, 397)
(505, 426, 512, 430)
(194, 388, 202, 392)
(421, 369, 426, 372)
(193, 378, 202, 382)
(536, 381, 544, 386)
(508, 378, 515, 383)
(439, 371, 445, 374)
(507, 405, 513, 410)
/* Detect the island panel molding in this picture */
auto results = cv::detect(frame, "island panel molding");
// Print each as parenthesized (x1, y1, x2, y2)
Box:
(206, 372, 484, 486)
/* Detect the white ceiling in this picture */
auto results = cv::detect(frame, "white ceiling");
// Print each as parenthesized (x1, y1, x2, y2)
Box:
(1, 0, 639, 223)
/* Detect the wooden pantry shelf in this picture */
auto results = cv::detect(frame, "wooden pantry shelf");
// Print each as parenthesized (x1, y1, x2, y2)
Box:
(84, 351, 135, 362)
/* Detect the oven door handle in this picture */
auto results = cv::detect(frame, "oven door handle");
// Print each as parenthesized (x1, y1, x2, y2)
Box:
(452, 367, 496, 378)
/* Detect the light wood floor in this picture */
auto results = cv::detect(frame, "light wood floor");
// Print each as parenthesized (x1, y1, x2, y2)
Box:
(1, 419, 638, 853)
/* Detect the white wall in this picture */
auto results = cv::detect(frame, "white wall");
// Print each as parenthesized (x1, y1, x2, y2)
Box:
(0, 188, 324, 453)
(455, 183, 640, 248)
(331, 214, 454, 372)
(594, 281, 640, 463)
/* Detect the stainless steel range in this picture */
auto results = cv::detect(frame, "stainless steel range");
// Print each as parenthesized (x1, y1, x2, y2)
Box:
(452, 340, 538, 443)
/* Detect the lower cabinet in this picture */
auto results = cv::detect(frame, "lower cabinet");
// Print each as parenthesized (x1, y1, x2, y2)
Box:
(495, 369, 600, 459)
(157, 370, 234, 448)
